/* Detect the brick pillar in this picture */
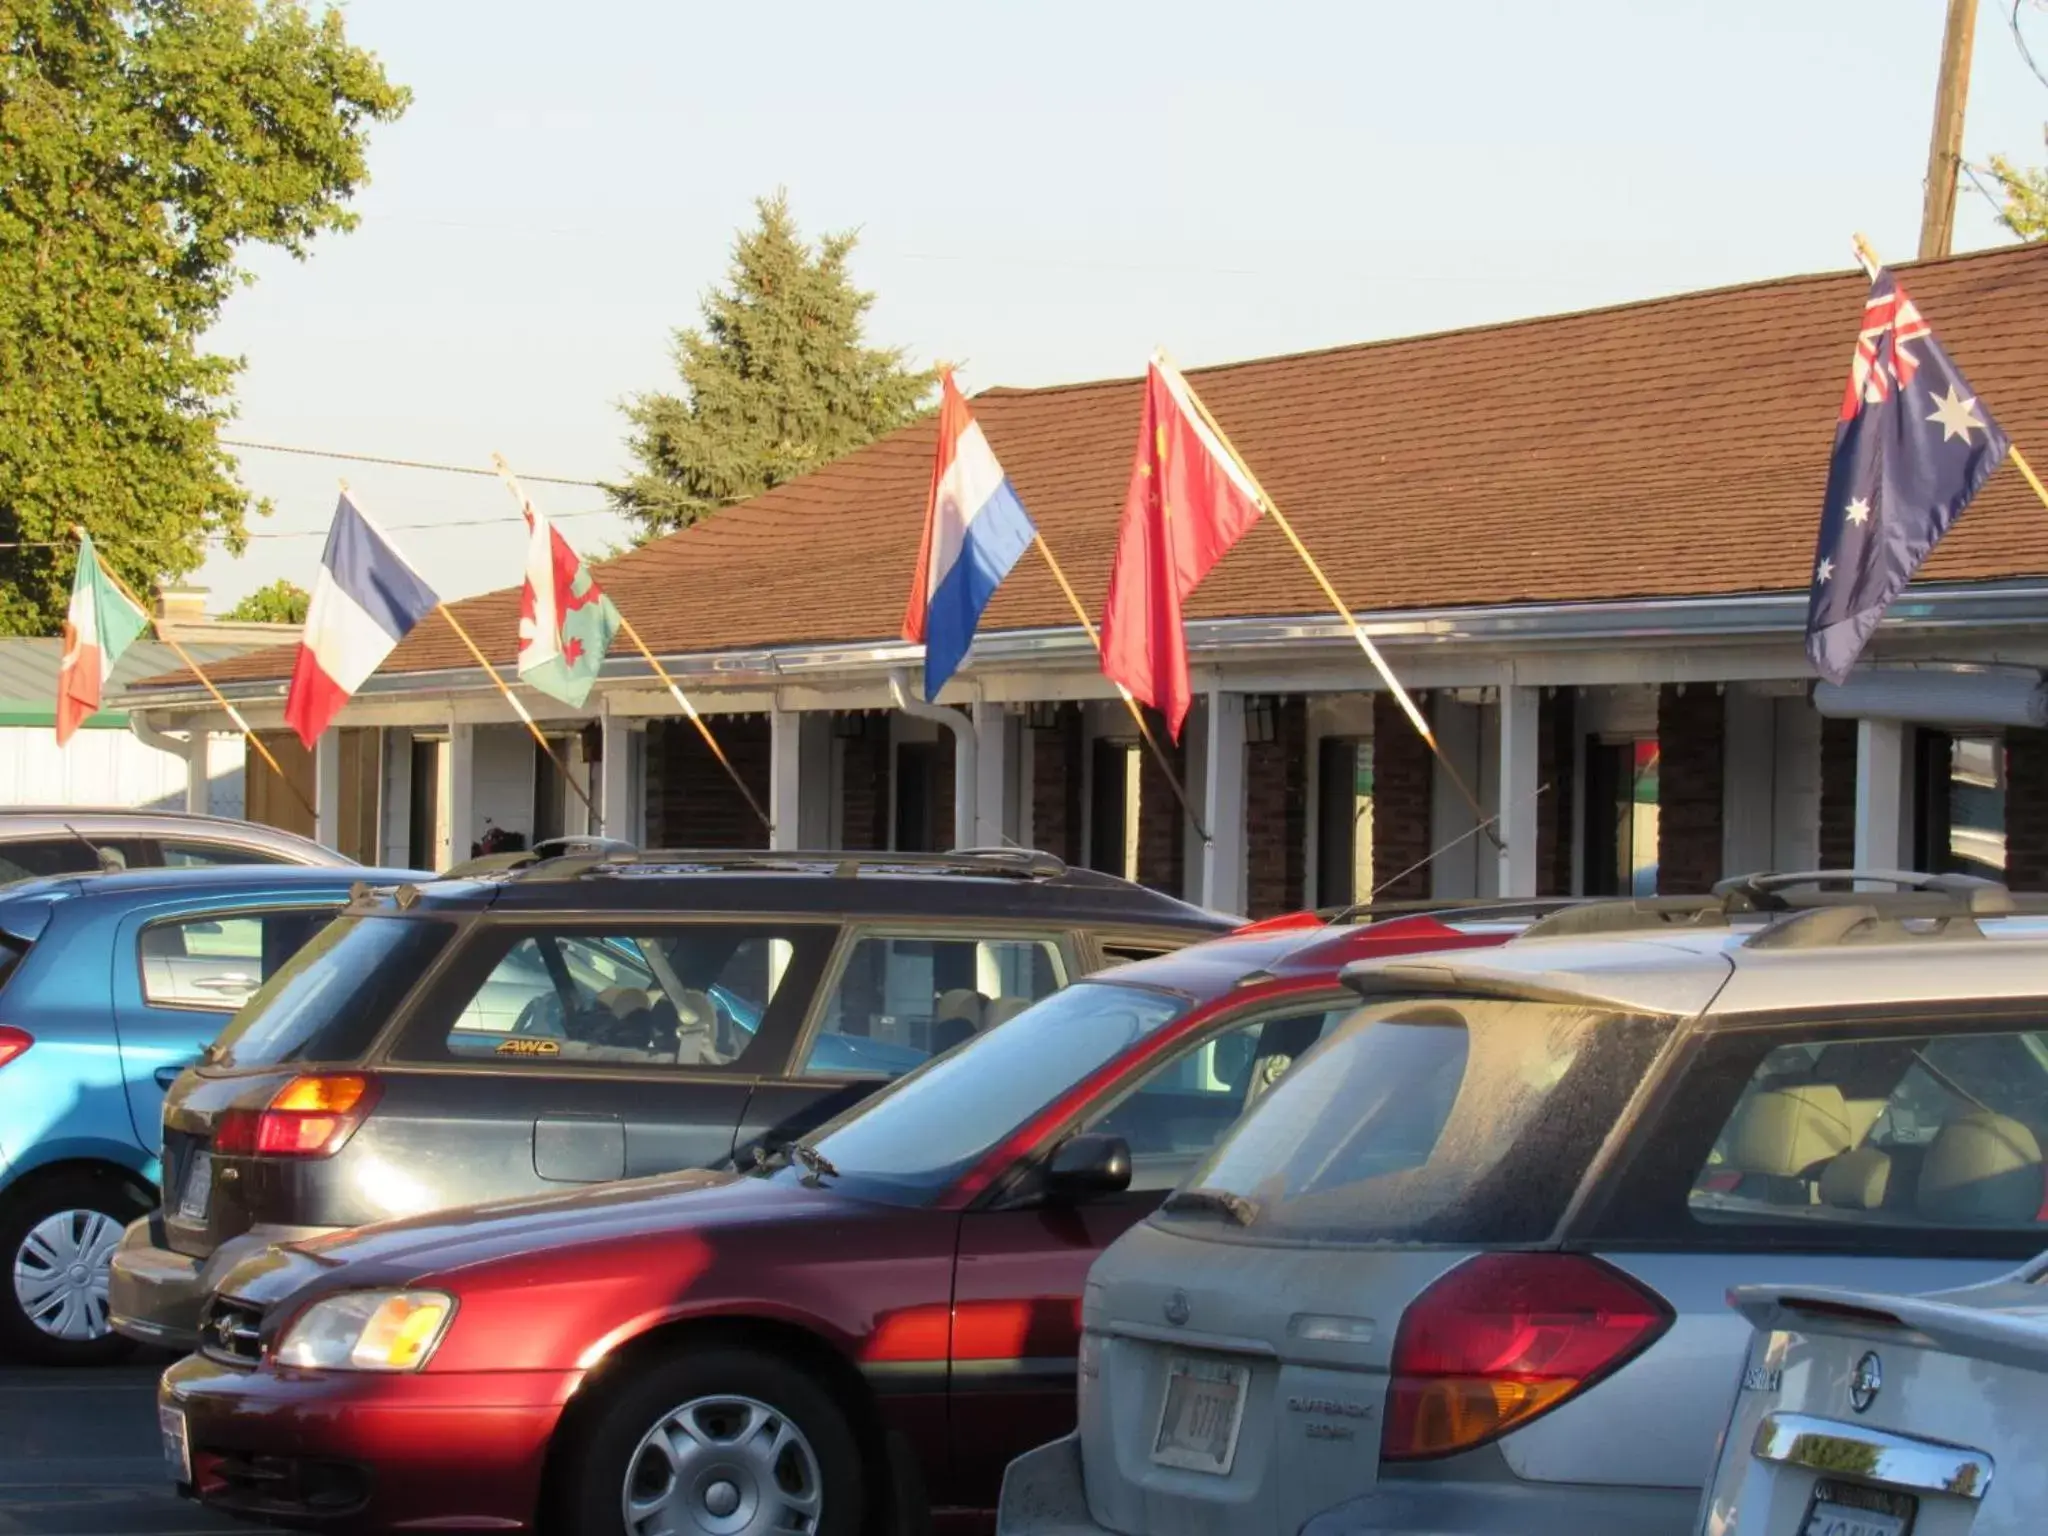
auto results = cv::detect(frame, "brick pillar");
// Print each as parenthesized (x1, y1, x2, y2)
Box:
(1030, 706, 1084, 864)
(837, 715, 889, 850)
(1657, 684, 1724, 895)
(645, 714, 771, 849)
(1819, 715, 1858, 872)
(1136, 713, 1186, 896)
(1245, 697, 1309, 918)
(2006, 728, 2048, 889)
(1371, 692, 1433, 902)
(1535, 690, 1577, 897)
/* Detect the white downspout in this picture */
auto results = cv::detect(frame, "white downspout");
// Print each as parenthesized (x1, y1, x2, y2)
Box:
(129, 711, 211, 816)
(888, 669, 976, 851)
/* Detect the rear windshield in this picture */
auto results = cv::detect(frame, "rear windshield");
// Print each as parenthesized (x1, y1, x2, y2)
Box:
(209, 916, 451, 1068)
(1159, 996, 1672, 1245)
(775, 980, 1191, 1205)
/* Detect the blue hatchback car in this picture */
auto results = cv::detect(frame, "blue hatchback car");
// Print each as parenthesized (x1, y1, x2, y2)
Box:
(0, 863, 422, 1364)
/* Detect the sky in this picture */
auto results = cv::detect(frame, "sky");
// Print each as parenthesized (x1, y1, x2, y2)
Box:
(194, 0, 2048, 609)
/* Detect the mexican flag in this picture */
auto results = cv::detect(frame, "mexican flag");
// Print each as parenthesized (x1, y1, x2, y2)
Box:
(516, 504, 618, 707)
(56, 533, 150, 744)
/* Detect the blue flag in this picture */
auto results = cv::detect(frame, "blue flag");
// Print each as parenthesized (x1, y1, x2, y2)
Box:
(1806, 270, 2010, 684)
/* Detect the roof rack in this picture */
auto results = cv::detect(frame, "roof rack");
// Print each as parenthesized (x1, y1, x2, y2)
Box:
(1515, 868, 2046, 945)
(443, 845, 1077, 884)
(1742, 904, 1994, 951)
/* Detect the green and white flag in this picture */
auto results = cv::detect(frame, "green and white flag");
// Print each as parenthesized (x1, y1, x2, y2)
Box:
(516, 504, 618, 707)
(56, 533, 150, 743)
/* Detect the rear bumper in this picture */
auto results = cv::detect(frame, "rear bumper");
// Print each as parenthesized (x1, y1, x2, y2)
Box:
(161, 1350, 577, 1532)
(1298, 1479, 1700, 1535)
(996, 1436, 1111, 1536)
(109, 1217, 337, 1351)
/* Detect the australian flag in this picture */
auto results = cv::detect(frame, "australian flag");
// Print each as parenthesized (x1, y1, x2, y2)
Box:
(1806, 270, 2009, 684)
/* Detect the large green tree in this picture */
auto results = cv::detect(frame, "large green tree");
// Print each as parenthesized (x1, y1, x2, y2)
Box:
(612, 192, 937, 537)
(0, 1, 406, 635)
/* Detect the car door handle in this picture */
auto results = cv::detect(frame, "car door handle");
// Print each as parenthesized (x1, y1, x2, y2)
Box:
(155, 1062, 195, 1088)
(190, 974, 255, 993)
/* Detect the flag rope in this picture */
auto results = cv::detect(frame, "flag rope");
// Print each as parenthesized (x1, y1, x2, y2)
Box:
(1154, 355, 1501, 850)
(76, 530, 318, 824)
(1029, 535, 1213, 847)
(430, 601, 597, 823)
(1852, 232, 2048, 518)
(491, 456, 772, 841)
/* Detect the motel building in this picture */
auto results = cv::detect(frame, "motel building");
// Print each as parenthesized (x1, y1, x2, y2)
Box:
(121, 244, 2048, 914)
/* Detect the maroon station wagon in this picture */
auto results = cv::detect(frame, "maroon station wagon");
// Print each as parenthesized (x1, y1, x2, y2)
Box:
(161, 911, 1520, 1536)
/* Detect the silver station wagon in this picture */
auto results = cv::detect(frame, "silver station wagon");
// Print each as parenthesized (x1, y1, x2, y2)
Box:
(998, 874, 2048, 1536)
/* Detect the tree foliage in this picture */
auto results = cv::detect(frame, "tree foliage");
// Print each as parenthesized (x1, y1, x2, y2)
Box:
(611, 192, 936, 538)
(223, 577, 308, 623)
(1984, 152, 2048, 241)
(0, 1, 406, 636)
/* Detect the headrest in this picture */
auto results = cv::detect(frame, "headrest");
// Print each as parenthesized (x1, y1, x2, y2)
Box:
(983, 997, 1031, 1030)
(1918, 1114, 2044, 1223)
(935, 989, 986, 1025)
(1819, 1147, 1891, 1210)
(1723, 1084, 1854, 1177)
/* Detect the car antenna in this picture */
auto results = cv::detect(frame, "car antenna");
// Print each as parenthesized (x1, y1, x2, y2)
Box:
(63, 822, 124, 874)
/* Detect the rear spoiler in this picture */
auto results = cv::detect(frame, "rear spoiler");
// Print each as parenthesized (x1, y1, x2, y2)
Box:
(1730, 1278, 2048, 1378)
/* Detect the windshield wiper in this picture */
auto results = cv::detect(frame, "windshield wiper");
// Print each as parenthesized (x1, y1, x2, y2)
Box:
(751, 1138, 839, 1182)
(1161, 1187, 1259, 1226)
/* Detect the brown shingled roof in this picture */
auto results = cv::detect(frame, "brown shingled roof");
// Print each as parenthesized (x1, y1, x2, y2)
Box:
(151, 242, 2048, 692)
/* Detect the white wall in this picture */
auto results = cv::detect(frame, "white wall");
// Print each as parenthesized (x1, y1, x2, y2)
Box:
(4, 725, 241, 813)
(468, 724, 535, 854)
(1431, 696, 1500, 899)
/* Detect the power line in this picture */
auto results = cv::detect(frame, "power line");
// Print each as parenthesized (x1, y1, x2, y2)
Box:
(221, 438, 609, 488)
(214, 507, 619, 541)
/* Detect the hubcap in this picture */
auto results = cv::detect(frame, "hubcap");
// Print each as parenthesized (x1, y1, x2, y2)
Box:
(621, 1393, 823, 1536)
(13, 1209, 121, 1341)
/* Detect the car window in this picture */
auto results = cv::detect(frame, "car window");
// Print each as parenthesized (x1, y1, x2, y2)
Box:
(804, 932, 1068, 1078)
(158, 840, 292, 867)
(1690, 1029, 2048, 1230)
(210, 915, 452, 1066)
(1163, 997, 1674, 1245)
(1080, 1005, 1354, 1192)
(0, 836, 150, 881)
(139, 908, 339, 1011)
(419, 923, 829, 1073)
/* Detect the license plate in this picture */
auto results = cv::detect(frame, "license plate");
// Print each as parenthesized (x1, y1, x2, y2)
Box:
(1801, 1480, 1917, 1536)
(176, 1152, 211, 1223)
(1150, 1355, 1250, 1475)
(159, 1404, 190, 1485)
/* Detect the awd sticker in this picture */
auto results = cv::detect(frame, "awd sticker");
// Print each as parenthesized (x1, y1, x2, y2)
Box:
(496, 1037, 561, 1056)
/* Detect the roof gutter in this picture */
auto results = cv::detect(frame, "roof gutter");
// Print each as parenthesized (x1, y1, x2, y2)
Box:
(114, 579, 2048, 712)
(888, 668, 975, 849)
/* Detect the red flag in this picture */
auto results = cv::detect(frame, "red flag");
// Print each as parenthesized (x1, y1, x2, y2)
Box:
(1099, 357, 1264, 737)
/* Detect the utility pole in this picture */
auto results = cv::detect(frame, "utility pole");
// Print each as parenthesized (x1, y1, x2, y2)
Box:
(1919, 0, 1979, 259)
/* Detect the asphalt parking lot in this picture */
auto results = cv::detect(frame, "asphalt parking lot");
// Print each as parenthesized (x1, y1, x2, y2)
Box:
(0, 1358, 265, 1535)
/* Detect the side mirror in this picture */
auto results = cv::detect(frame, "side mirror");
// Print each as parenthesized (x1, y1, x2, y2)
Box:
(1046, 1133, 1131, 1198)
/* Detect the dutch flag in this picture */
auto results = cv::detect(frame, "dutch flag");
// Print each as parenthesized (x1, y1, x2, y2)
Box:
(284, 492, 441, 747)
(902, 373, 1037, 700)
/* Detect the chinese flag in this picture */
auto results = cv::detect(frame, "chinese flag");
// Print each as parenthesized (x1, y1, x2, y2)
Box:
(1100, 357, 1265, 737)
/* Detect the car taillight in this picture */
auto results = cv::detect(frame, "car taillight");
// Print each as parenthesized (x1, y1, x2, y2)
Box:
(0, 1027, 30, 1069)
(1382, 1253, 1672, 1462)
(212, 1074, 380, 1159)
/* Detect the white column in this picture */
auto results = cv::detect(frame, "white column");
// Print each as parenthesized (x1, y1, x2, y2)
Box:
(769, 706, 803, 851)
(184, 730, 211, 816)
(973, 700, 1008, 849)
(445, 720, 475, 870)
(313, 729, 342, 851)
(1854, 717, 1908, 876)
(599, 706, 633, 843)
(1201, 690, 1247, 914)
(1496, 686, 1540, 898)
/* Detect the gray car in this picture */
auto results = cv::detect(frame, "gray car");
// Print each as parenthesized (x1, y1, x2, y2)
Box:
(0, 809, 345, 879)
(998, 873, 2048, 1536)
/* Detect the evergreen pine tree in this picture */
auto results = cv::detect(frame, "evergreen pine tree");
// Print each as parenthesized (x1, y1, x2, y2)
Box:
(611, 193, 936, 537)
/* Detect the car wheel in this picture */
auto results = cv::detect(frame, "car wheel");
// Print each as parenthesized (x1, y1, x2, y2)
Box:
(0, 1171, 147, 1365)
(562, 1346, 865, 1536)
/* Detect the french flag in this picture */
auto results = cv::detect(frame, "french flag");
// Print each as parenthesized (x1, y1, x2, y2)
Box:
(284, 492, 441, 746)
(902, 373, 1037, 699)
